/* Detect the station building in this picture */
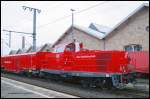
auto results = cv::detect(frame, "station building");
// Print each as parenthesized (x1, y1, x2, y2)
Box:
(53, 3, 149, 52)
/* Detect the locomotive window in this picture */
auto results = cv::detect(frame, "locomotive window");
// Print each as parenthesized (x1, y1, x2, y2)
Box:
(66, 47, 74, 51)
(66, 43, 75, 52)
(66, 47, 71, 51)
(56, 47, 65, 52)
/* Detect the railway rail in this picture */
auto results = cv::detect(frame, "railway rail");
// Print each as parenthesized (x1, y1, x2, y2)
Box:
(1, 72, 149, 98)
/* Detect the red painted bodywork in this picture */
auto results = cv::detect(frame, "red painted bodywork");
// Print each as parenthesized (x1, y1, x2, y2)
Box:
(1, 50, 129, 74)
(128, 51, 149, 73)
(1, 53, 38, 73)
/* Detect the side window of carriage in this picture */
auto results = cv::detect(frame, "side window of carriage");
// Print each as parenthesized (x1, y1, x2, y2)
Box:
(124, 44, 142, 52)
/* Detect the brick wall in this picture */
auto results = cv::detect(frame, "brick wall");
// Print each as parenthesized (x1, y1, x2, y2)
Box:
(56, 28, 104, 50)
(54, 7, 149, 51)
(105, 7, 149, 51)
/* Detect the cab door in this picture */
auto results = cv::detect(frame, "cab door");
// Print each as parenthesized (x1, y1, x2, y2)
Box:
(62, 43, 75, 71)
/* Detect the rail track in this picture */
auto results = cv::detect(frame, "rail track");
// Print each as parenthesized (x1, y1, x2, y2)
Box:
(1, 72, 149, 98)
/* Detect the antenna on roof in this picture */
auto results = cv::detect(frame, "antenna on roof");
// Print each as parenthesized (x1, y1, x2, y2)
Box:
(70, 9, 75, 42)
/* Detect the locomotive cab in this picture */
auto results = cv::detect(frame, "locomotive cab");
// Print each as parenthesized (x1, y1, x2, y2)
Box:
(54, 41, 83, 53)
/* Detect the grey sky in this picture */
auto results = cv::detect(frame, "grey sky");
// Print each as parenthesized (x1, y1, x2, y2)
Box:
(1, 1, 149, 55)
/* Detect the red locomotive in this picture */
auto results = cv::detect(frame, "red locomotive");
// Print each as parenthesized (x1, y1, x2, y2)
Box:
(1, 42, 136, 88)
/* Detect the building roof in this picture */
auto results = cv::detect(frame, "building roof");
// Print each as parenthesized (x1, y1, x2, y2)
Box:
(89, 23, 111, 34)
(22, 48, 27, 53)
(52, 25, 106, 47)
(53, 3, 149, 47)
(24, 43, 53, 53)
(16, 49, 22, 54)
(74, 25, 106, 39)
(26, 46, 33, 53)
(36, 43, 52, 52)
(8, 43, 53, 55)
(101, 3, 149, 39)
(9, 50, 17, 55)
(9, 48, 28, 55)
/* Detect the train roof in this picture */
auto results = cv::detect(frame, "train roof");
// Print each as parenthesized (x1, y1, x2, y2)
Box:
(1, 52, 51, 57)
(1, 52, 36, 57)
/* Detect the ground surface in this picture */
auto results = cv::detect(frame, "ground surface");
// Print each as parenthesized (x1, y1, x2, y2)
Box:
(1, 73, 149, 98)
(1, 77, 78, 98)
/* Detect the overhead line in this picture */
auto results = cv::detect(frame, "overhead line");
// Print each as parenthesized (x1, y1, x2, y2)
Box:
(75, 1, 108, 14)
(3, 29, 32, 35)
(37, 1, 108, 29)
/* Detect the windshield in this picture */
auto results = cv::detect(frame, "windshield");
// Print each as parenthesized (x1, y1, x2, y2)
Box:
(55, 46, 65, 52)
(65, 43, 75, 52)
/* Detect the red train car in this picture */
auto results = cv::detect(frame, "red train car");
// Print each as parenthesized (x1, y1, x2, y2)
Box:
(1, 53, 37, 73)
(39, 42, 129, 74)
(1, 52, 49, 73)
(1, 42, 136, 88)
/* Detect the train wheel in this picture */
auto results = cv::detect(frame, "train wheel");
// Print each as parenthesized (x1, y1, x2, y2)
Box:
(26, 72, 33, 78)
(39, 72, 46, 78)
(1, 67, 5, 73)
(19, 71, 26, 77)
(80, 79, 90, 88)
(89, 79, 97, 88)
(105, 78, 113, 89)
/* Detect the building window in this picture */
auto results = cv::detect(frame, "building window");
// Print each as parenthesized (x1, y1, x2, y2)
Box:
(124, 44, 142, 52)
(124, 46, 132, 51)
(134, 45, 142, 51)
(146, 26, 149, 32)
